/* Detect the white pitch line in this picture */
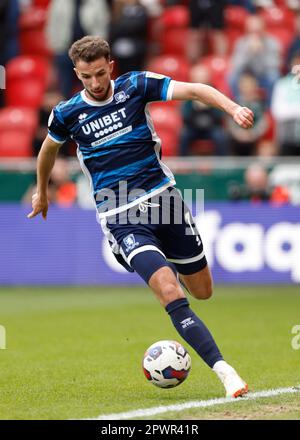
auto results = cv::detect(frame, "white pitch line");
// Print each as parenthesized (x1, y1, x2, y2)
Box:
(85, 385, 300, 420)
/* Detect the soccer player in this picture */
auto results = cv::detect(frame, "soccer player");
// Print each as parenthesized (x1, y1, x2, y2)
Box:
(28, 36, 254, 398)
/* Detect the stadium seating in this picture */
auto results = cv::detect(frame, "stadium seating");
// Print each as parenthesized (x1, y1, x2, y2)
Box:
(33, 0, 51, 8)
(267, 27, 295, 59)
(160, 27, 189, 57)
(161, 5, 189, 29)
(149, 103, 182, 156)
(5, 55, 49, 86)
(260, 6, 296, 31)
(19, 7, 52, 57)
(147, 55, 190, 82)
(0, 107, 38, 157)
(225, 28, 244, 55)
(5, 56, 49, 108)
(259, 6, 296, 60)
(225, 5, 249, 30)
(154, 5, 190, 57)
(200, 55, 232, 95)
(224, 6, 249, 54)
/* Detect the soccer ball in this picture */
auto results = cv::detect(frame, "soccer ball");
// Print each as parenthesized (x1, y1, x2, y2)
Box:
(142, 340, 191, 388)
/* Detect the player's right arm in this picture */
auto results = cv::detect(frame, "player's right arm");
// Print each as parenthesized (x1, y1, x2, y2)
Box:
(27, 136, 61, 220)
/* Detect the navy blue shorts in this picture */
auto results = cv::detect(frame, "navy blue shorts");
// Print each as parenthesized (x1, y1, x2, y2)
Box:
(101, 187, 207, 276)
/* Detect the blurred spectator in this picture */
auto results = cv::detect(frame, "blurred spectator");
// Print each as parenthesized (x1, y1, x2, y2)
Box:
(256, 139, 278, 157)
(229, 14, 281, 105)
(188, 0, 227, 63)
(227, 72, 270, 155)
(179, 64, 229, 156)
(229, 163, 290, 204)
(253, 0, 274, 7)
(0, 0, 19, 107)
(0, 0, 19, 66)
(23, 157, 77, 207)
(33, 90, 76, 157)
(76, 174, 95, 209)
(269, 163, 300, 204)
(46, 0, 110, 98)
(228, 1, 256, 12)
(109, 0, 148, 75)
(271, 52, 300, 155)
(139, 0, 162, 17)
(287, 13, 300, 67)
(286, 0, 300, 11)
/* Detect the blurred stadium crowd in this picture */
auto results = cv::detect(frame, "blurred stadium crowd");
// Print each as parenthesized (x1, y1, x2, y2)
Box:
(0, 0, 300, 206)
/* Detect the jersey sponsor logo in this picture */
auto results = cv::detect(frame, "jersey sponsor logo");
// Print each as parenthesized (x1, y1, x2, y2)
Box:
(91, 125, 132, 147)
(123, 234, 140, 252)
(81, 107, 127, 137)
(114, 91, 130, 103)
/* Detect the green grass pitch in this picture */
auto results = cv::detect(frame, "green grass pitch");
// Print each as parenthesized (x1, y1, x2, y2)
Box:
(0, 285, 299, 420)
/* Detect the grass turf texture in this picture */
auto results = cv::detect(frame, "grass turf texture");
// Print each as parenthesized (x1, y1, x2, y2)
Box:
(0, 285, 299, 420)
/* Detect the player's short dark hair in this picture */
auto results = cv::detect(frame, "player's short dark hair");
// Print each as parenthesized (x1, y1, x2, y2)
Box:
(68, 36, 111, 66)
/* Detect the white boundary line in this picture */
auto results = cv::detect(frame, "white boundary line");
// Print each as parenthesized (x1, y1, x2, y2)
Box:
(84, 385, 300, 420)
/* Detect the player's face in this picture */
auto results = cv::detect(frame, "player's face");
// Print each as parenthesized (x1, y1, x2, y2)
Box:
(75, 57, 114, 102)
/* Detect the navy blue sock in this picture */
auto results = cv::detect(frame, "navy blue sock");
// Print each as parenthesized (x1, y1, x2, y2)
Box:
(165, 298, 223, 368)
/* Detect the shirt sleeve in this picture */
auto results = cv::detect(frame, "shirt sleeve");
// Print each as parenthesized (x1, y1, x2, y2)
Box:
(141, 71, 175, 103)
(47, 106, 70, 144)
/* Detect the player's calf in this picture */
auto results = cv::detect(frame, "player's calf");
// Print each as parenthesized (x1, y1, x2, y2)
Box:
(149, 266, 186, 307)
(180, 266, 213, 300)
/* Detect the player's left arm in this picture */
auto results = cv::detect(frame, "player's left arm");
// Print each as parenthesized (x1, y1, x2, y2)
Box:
(171, 81, 254, 129)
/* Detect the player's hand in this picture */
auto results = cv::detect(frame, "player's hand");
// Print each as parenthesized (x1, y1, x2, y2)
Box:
(27, 193, 48, 220)
(233, 106, 254, 129)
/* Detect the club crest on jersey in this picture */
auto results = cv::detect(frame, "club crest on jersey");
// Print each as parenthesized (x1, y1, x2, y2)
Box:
(115, 91, 129, 104)
(123, 234, 139, 252)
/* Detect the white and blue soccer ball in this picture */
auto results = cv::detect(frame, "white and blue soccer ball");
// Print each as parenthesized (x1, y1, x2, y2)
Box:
(142, 340, 191, 388)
